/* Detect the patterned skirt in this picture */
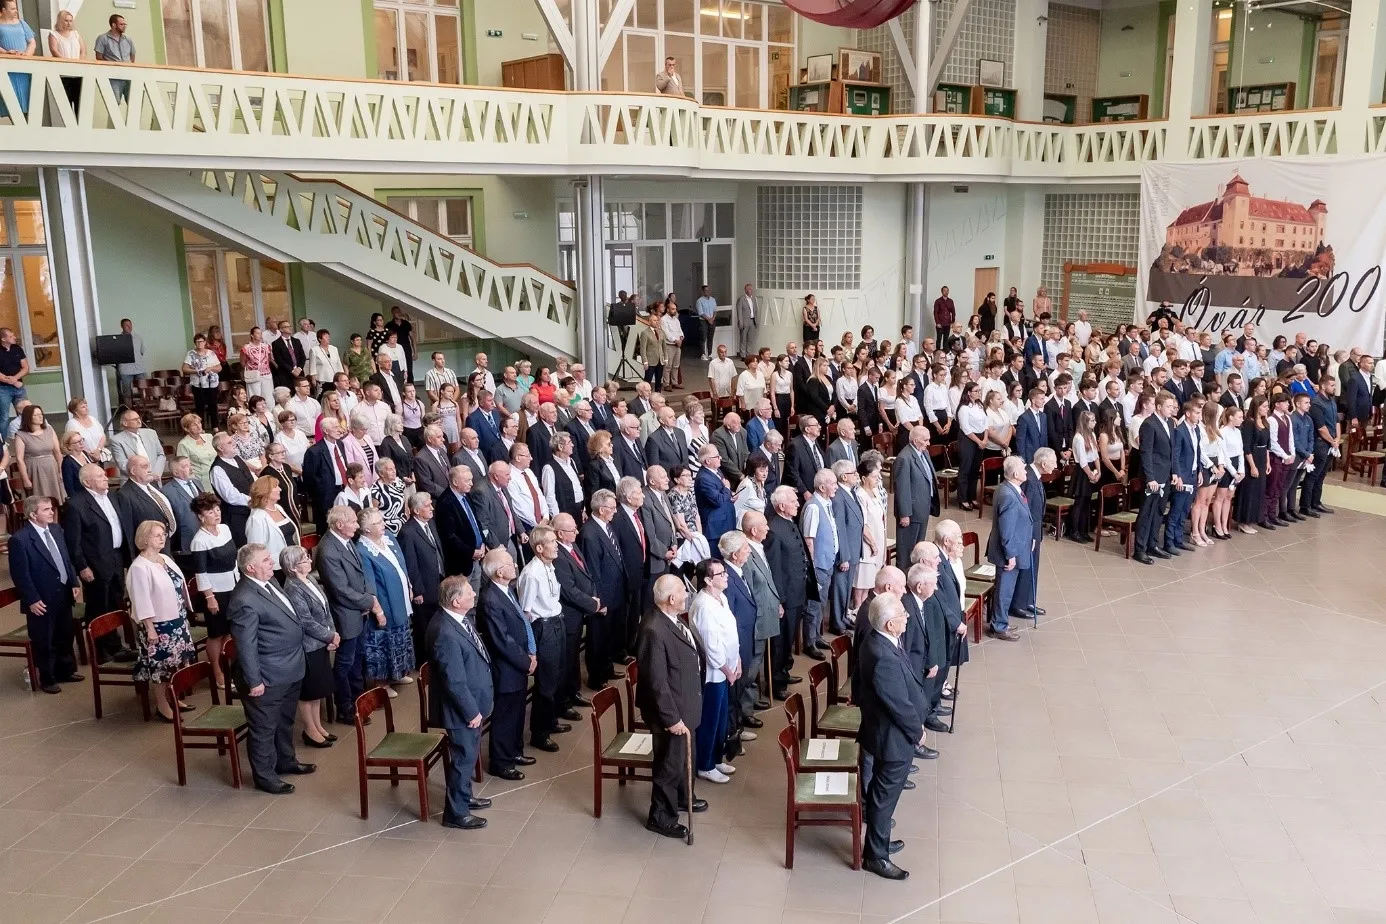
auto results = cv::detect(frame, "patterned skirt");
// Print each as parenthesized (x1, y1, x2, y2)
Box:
(363, 623, 415, 683)
(133, 616, 198, 685)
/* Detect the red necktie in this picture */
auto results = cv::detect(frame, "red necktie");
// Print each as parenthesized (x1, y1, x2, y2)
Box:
(332, 442, 348, 482)
(569, 546, 586, 571)
(633, 511, 646, 557)
(524, 471, 543, 521)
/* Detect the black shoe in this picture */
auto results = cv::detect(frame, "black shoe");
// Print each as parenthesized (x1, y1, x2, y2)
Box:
(570, 694, 592, 707)
(924, 717, 949, 733)
(442, 815, 488, 830)
(814, 640, 831, 652)
(530, 738, 560, 753)
(1180, 542, 1197, 552)
(932, 705, 952, 717)
(1302, 509, 1320, 518)
(1133, 553, 1154, 564)
(755, 699, 772, 711)
(788, 675, 804, 685)
(903, 779, 916, 790)
(468, 797, 492, 809)
(337, 714, 358, 727)
(804, 648, 826, 661)
(863, 858, 909, 881)
(917, 745, 940, 759)
(1029, 606, 1046, 617)
(1162, 547, 1180, 556)
(1066, 532, 1087, 544)
(677, 798, 709, 813)
(942, 688, 954, 700)
(1259, 521, 1277, 531)
(56, 673, 84, 683)
(645, 819, 689, 839)
(515, 755, 537, 766)
(772, 689, 789, 701)
(256, 781, 295, 795)
(887, 839, 905, 855)
(40, 683, 60, 694)
(280, 763, 316, 775)
(1150, 548, 1172, 560)
(1286, 512, 1305, 522)
(1010, 610, 1035, 621)
(490, 767, 525, 781)
(301, 732, 333, 749)
(743, 715, 764, 729)
(908, 765, 918, 775)
(551, 723, 574, 734)
(559, 708, 582, 722)
(1316, 505, 1334, 514)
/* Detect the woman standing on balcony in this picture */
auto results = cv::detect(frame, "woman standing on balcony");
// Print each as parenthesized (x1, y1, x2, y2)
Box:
(345, 333, 374, 388)
(802, 295, 821, 346)
(367, 313, 390, 358)
(47, 10, 83, 113)
(0, 1, 35, 120)
(206, 326, 228, 365)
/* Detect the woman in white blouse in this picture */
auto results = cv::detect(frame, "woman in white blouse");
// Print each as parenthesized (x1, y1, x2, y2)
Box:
(274, 410, 309, 471)
(735, 355, 766, 415)
(955, 382, 987, 511)
(732, 454, 770, 522)
(1191, 402, 1226, 546)
(688, 558, 741, 784)
(1068, 409, 1100, 543)
(63, 398, 107, 459)
(894, 375, 924, 453)
(834, 363, 859, 420)
(245, 476, 300, 569)
(922, 364, 952, 443)
(769, 354, 795, 428)
(47, 10, 84, 112)
(1002, 380, 1026, 426)
(677, 397, 710, 473)
(1218, 405, 1248, 535)
(981, 389, 1013, 456)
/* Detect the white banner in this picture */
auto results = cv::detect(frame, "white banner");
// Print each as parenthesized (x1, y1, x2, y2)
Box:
(1138, 158, 1386, 351)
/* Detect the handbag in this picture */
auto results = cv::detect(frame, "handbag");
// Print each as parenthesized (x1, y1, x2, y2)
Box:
(158, 396, 177, 412)
(242, 368, 262, 384)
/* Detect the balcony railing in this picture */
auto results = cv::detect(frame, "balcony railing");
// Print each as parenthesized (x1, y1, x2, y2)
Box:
(0, 59, 1369, 181)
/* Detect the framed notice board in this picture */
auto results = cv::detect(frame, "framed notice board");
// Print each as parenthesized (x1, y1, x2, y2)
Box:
(1091, 94, 1149, 123)
(935, 83, 973, 114)
(980, 87, 1017, 118)
(1228, 82, 1295, 114)
(1061, 261, 1139, 330)
(1043, 93, 1077, 124)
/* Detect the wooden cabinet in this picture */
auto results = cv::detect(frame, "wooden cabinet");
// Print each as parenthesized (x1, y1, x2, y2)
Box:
(500, 53, 566, 91)
(788, 80, 891, 115)
(934, 83, 1018, 118)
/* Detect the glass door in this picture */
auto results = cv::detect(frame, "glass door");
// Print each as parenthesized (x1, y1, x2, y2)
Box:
(701, 40, 730, 106)
(1311, 29, 1346, 108)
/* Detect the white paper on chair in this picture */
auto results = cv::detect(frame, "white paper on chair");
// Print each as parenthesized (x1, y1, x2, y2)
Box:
(814, 772, 849, 796)
(620, 733, 653, 755)
(807, 739, 840, 761)
(972, 564, 997, 579)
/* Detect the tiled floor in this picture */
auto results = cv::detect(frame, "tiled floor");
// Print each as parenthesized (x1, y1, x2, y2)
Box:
(4, 500, 1386, 924)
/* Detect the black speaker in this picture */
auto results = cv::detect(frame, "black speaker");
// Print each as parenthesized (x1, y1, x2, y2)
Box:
(607, 303, 637, 327)
(93, 333, 135, 366)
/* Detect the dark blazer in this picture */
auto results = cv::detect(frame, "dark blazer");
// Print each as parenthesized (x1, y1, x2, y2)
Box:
(799, 379, 833, 423)
(1098, 397, 1127, 433)
(226, 578, 306, 689)
(783, 435, 823, 497)
(115, 481, 171, 558)
(10, 523, 78, 618)
(301, 439, 341, 524)
(469, 481, 518, 550)
(613, 434, 647, 483)
(379, 434, 415, 483)
(724, 569, 758, 672)
(985, 481, 1033, 570)
(610, 507, 646, 588)
(367, 371, 405, 411)
(590, 401, 619, 435)
(1139, 415, 1174, 484)
(554, 544, 600, 624)
(1163, 376, 1196, 409)
(314, 532, 374, 640)
(1043, 398, 1074, 455)
(398, 517, 444, 607)
(484, 438, 516, 467)
(1172, 420, 1198, 485)
(645, 426, 689, 472)
(61, 453, 88, 500)
(857, 381, 881, 435)
(526, 420, 556, 473)
(63, 491, 125, 580)
(451, 445, 490, 487)
(856, 630, 925, 762)
(586, 456, 621, 504)
(580, 518, 626, 609)
(466, 407, 504, 454)
(477, 581, 531, 695)
(900, 593, 929, 679)
(694, 467, 736, 544)
(434, 489, 482, 577)
(710, 425, 748, 484)
(892, 444, 938, 522)
(750, 446, 781, 496)
(565, 419, 597, 474)
(413, 444, 452, 499)
(765, 513, 812, 607)
(746, 416, 775, 454)
(426, 609, 494, 729)
(1014, 407, 1048, 464)
(1023, 464, 1046, 541)
(271, 336, 306, 390)
(545, 461, 586, 523)
(934, 561, 970, 666)
(1343, 369, 1375, 426)
(259, 465, 301, 528)
(634, 608, 705, 732)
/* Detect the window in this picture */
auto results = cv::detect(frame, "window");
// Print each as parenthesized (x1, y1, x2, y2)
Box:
(1209, 7, 1232, 114)
(383, 195, 474, 247)
(182, 231, 292, 350)
(374, 0, 461, 83)
(0, 200, 60, 370)
(1311, 14, 1348, 108)
(162, 0, 270, 72)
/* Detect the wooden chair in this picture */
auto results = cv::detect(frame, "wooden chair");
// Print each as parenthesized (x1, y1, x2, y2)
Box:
(807, 661, 859, 740)
(0, 587, 40, 691)
(961, 531, 982, 566)
(1045, 495, 1074, 540)
(977, 455, 1005, 518)
(1095, 483, 1138, 558)
(623, 661, 648, 732)
(84, 611, 150, 721)
(963, 579, 993, 643)
(782, 692, 860, 772)
(590, 685, 654, 818)
(417, 662, 483, 784)
(354, 687, 447, 821)
(963, 595, 986, 645)
(828, 635, 853, 702)
(168, 660, 248, 788)
(777, 725, 861, 870)
(934, 441, 959, 509)
(1344, 425, 1386, 483)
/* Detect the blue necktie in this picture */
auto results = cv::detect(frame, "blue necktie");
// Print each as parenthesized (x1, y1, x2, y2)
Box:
(459, 495, 482, 543)
(508, 588, 535, 654)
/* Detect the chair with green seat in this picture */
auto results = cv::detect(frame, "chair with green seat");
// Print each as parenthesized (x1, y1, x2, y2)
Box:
(168, 660, 248, 788)
(0, 585, 39, 691)
(828, 634, 853, 702)
(354, 686, 447, 821)
(777, 724, 861, 870)
(807, 661, 859, 740)
(589, 685, 654, 818)
(1095, 482, 1138, 558)
(931, 442, 958, 509)
(417, 662, 483, 785)
(782, 691, 859, 772)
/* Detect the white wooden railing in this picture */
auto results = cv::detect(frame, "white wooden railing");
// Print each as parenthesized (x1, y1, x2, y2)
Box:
(1, 59, 1377, 181)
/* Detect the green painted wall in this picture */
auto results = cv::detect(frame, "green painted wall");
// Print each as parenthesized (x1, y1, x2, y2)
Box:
(1096, 2, 1162, 100)
(468, 0, 553, 86)
(1227, 8, 1305, 95)
(281, 0, 370, 79)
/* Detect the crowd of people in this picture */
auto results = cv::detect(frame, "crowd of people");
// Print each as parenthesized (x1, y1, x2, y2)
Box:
(3, 285, 1381, 878)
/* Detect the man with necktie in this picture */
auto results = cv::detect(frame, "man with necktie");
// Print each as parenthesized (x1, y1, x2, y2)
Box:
(425, 577, 493, 830)
(472, 462, 524, 564)
(985, 456, 1032, 641)
(829, 460, 864, 634)
(466, 391, 504, 456)
(1011, 448, 1056, 621)
(827, 419, 859, 466)
(1133, 393, 1177, 565)
(9, 497, 82, 693)
(160, 455, 202, 553)
(435, 465, 485, 582)
(893, 426, 937, 559)
(477, 548, 534, 780)
(399, 491, 445, 667)
(552, 513, 599, 711)
(117, 455, 177, 556)
(316, 506, 382, 727)
(64, 464, 128, 627)
(785, 415, 826, 502)
(1167, 399, 1201, 554)
(1014, 388, 1049, 464)
(413, 425, 453, 499)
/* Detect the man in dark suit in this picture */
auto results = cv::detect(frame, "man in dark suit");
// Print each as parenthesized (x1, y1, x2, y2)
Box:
(710, 412, 749, 484)
(751, 430, 784, 495)
(580, 490, 626, 689)
(611, 478, 649, 655)
(784, 415, 826, 501)
(466, 392, 504, 456)
(525, 402, 560, 474)
(613, 414, 648, 484)
(857, 368, 882, 441)
(1134, 392, 1177, 564)
(316, 506, 379, 726)
(426, 577, 494, 830)
(892, 426, 937, 557)
(1011, 448, 1056, 621)
(645, 407, 689, 471)
(228, 543, 321, 794)
(270, 320, 306, 391)
(368, 357, 405, 411)
(857, 593, 926, 880)
(1098, 380, 1127, 434)
(720, 537, 759, 737)
(635, 574, 707, 838)
(1167, 400, 1200, 555)
(589, 387, 619, 434)
(903, 564, 949, 734)
(64, 464, 127, 629)
(830, 462, 864, 634)
(476, 549, 533, 780)
(116, 455, 175, 557)
(302, 418, 348, 538)
(1219, 373, 1247, 411)
(1014, 388, 1049, 464)
(413, 425, 453, 499)
(1044, 376, 1075, 459)
(565, 401, 599, 475)
(399, 492, 445, 667)
(1343, 355, 1377, 429)
(451, 428, 491, 486)
(766, 486, 811, 697)
(552, 513, 599, 710)
(985, 456, 1032, 641)
(9, 497, 81, 693)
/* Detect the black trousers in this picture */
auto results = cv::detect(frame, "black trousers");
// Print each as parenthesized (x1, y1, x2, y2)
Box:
(192, 386, 220, 429)
(240, 676, 302, 788)
(82, 570, 127, 660)
(488, 689, 526, 772)
(558, 612, 583, 705)
(773, 602, 805, 688)
(649, 726, 694, 828)
(957, 439, 981, 504)
(584, 608, 615, 689)
(27, 601, 76, 687)
(863, 754, 911, 861)
(443, 726, 480, 823)
(1302, 446, 1332, 510)
(529, 617, 564, 741)
(1133, 484, 1168, 554)
(332, 633, 365, 722)
(411, 603, 437, 670)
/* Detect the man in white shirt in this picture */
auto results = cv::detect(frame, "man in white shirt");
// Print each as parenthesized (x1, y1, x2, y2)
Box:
(355, 385, 391, 446)
(293, 318, 317, 358)
(286, 377, 322, 434)
(696, 284, 719, 361)
(505, 443, 551, 531)
(517, 525, 567, 751)
(707, 344, 737, 407)
(800, 469, 839, 658)
(570, 363, 594, 401)
(1072, 310, 1092, 348)
(471, 352, 496, 395)
(424, 352, 458, 405)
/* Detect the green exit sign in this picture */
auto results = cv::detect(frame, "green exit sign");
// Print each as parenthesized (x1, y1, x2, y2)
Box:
(486, 29, 503, 37)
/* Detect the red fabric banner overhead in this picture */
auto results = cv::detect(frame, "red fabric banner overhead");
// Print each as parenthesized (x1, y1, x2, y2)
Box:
(780, 0, 917, 29)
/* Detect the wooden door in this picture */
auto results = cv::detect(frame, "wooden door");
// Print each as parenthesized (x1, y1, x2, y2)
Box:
(972, 267, 1000, 317)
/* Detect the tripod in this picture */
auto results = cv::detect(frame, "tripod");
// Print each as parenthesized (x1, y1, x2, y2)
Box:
(609, 324, 642, 381)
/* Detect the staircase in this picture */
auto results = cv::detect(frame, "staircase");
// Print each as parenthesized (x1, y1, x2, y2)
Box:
(95, 168, 578, 359)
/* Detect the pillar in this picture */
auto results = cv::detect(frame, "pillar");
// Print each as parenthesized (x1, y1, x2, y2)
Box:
(1168, 0, 1214, 154)
(906, 2, 931, 339)
(1340, 0, 1386, 154)
(1012, 0, 1049, 122)
(572, 0, 608, 381)
(40, 168, 110, 413)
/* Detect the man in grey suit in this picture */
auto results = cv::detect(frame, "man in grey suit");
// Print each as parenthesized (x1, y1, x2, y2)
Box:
(644, 407, 689, 471)
(413, 424, 453, 498)
(640, 465, 679, 580)
(316, 506, 383, 726)
(710, 412, 749, 485)
(893, 425, 937, 559)
(738, 511, 781, 715)
(450, 428, 490, 487)
(109, 408, 166, 484)
(160, 456, 202, 554)
(425, 576, 494, 830)
(827, 419, 859, 467)
(829, 460, 864, 633)
(735, 282, 758, 358)
(228, 544, 329, 794)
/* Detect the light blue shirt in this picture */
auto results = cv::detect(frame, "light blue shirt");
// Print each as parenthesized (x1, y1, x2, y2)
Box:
(696, 295, 718, 320)
(1213, 348, 1236, 374)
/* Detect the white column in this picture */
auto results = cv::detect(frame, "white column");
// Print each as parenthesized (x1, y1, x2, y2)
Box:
(1340, 0, 1386, 154)
(906, 3, 932, 338)
(1167, 0, 1214, 157)
(40, 168, 110, 412)
(1003, 187, 1046, 311)
(1012, 0, 1049, 122)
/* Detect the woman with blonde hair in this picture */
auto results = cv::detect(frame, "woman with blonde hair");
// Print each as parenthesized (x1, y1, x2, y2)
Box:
(245, 475, 299, 572)
(586, 429, 621, 499)
(127, 521, 197, 722)
(226, 410, 266, 475)
(1218, 405, 1247, 535)
(1190, 402, 1226, 546)
(176, 413, 216, 488)
(1067, 409, 1101, 543)
(63, 397, 107, 459)
(315, 389, 350, 442)
(59, 430, 94, 501)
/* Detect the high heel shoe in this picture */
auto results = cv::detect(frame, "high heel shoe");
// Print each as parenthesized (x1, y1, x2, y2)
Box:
(301, 732, 333, 749)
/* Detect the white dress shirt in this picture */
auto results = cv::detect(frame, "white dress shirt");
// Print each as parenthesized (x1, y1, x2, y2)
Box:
(287, 395, 321, 434)
(506, 466, 550, 527)
(542, 457, 583, 514)
(91, 490, 124, 547)
(689, 589, 739, 683)
(517, 557, 562, 622)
